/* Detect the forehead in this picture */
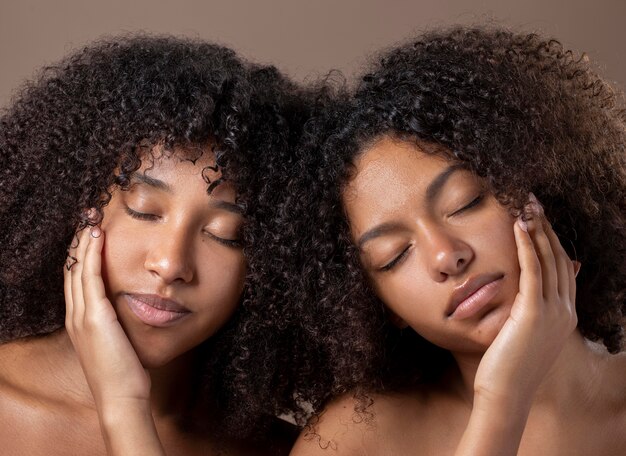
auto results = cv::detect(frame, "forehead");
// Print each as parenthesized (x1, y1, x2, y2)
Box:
(343, 137, 451, 236)
(345, 137, 449, 206)
(135, 146, 235, 200)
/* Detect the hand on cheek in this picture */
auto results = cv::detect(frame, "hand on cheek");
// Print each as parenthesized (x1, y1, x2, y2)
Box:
(455, 195, 579, 455)
(473, 193, 578, 407)
(64, 222, 151, 411)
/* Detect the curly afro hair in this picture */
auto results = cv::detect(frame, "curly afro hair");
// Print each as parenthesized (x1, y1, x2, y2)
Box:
(0, 34, 311, 441)
(271, 26, 626, 416)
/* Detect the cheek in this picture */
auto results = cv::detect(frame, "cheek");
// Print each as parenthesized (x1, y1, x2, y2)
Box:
(99, 216, 144, 292)
(372, 263, 436, 329)
(472, 214, 522, 307)
(378, 273, 451, 347)
(196, 251, 246, 311)
(479, 215, 520, 272)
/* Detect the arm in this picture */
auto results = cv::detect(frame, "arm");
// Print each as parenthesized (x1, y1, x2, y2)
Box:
(454, 196, 578, 455)
(65, 225, 166, 456)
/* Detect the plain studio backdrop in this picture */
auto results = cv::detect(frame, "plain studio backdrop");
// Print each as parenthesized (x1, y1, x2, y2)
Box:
(1, 0, 624, 108)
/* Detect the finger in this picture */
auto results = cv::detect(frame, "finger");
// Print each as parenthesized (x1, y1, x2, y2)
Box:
(526, 196, 558, 301)
(544, 226, 578, 331)
(514, 217, 542, 302)
(66, 232, 80, 272)
(82, 227, 110, 318)
(570, 262, 579, 308)
(64, 230, 82, 332)
(64, 253, 75, 335)
(543, 224, 574, 304)
(71, 227, 91, 326)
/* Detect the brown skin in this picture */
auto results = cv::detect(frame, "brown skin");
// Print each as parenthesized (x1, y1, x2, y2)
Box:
(344, 139, 519, 355)
(95, 149, 245, 371)
(0, 150, 284, 455)
(291, 137, 626, 455)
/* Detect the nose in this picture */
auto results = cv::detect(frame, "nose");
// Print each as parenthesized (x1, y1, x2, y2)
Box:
(423, 227, 473, 282)
(144, 228, 194, 284)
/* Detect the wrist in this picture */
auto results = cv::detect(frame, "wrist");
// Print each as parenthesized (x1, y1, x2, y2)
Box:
(98, 399, 165, 456)
(99, 397, 153, 430)
(454, 393, 533, 456)
(471, 389, 533, 431)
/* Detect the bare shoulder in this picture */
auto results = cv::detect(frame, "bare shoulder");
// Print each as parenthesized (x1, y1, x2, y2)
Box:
(590, 341, 626, 407)
(0, 336, 40, 401)
(290, 389, 437, 456)
(0, 333, 68, 397)
(0, 334, 102, 454)
(603, 349, 626, 412)
(0, 339, 48, 451)
(290, 393, 382, 456)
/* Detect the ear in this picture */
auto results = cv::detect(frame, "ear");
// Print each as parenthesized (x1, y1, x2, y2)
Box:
(388, 309, 409, 329)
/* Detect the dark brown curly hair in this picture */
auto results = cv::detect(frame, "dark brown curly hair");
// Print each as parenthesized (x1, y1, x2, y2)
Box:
(0, 34, 311, 442)
(271, 26, 626, 417)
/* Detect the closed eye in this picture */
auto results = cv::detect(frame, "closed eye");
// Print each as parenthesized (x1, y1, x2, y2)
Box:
(380, 245, 411, 272)
(203, 230, 242, 249)
(450, 194, 484, 217)
(124, 205, 160, 221)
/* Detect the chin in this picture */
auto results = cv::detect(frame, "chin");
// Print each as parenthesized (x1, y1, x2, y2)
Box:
(126, 329, 199, 369)
(113, 300, 205, 369)
(133, 343, 179, 369)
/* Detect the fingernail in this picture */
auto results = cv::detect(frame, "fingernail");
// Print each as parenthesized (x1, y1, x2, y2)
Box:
(91, 226, 102, 238)
(517, 216, 528, 232)
(573, 261, 581, 277)
(528, 192, 544, 215)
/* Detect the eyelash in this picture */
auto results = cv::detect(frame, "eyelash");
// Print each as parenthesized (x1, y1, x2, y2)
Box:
(380, 245, 411, 272)
(124, 206, 160, 221)
(125, 205, 242, 249)
(203, 231, 243, 248)
(451, 193, 484, 216)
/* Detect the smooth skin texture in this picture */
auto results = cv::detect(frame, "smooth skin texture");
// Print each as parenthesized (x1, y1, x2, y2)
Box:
(291, 137, 626, 456)
(71, 150, 246, 371)
(0, 149, 282, 455)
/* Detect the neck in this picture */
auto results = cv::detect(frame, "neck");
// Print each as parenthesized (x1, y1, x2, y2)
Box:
(147, 349, 200, 418)
(450, 330, 610, 411)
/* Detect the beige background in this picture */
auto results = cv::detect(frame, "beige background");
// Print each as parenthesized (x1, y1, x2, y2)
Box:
(1, 0, 624, 108)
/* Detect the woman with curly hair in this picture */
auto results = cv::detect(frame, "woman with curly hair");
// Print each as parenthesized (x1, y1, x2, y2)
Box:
(0, 35, 307, 455)
(287, 27, 626, 455)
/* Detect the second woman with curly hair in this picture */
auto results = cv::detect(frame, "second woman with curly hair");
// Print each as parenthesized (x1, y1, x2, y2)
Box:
(287, 27, 626, 455)
(0, 35, 308, 455)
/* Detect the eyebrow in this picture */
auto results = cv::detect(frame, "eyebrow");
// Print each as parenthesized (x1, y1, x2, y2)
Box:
(425, 164, 466, 203)
(211, 200, 244, 215)
(356, 164, 466, 249)
(357, 222, 405, 249)
(131, 173, 173, 193)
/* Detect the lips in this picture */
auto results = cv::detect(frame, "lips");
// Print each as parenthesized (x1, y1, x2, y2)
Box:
(125, 293, 191, 327)
(447, 273, 504, 320)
